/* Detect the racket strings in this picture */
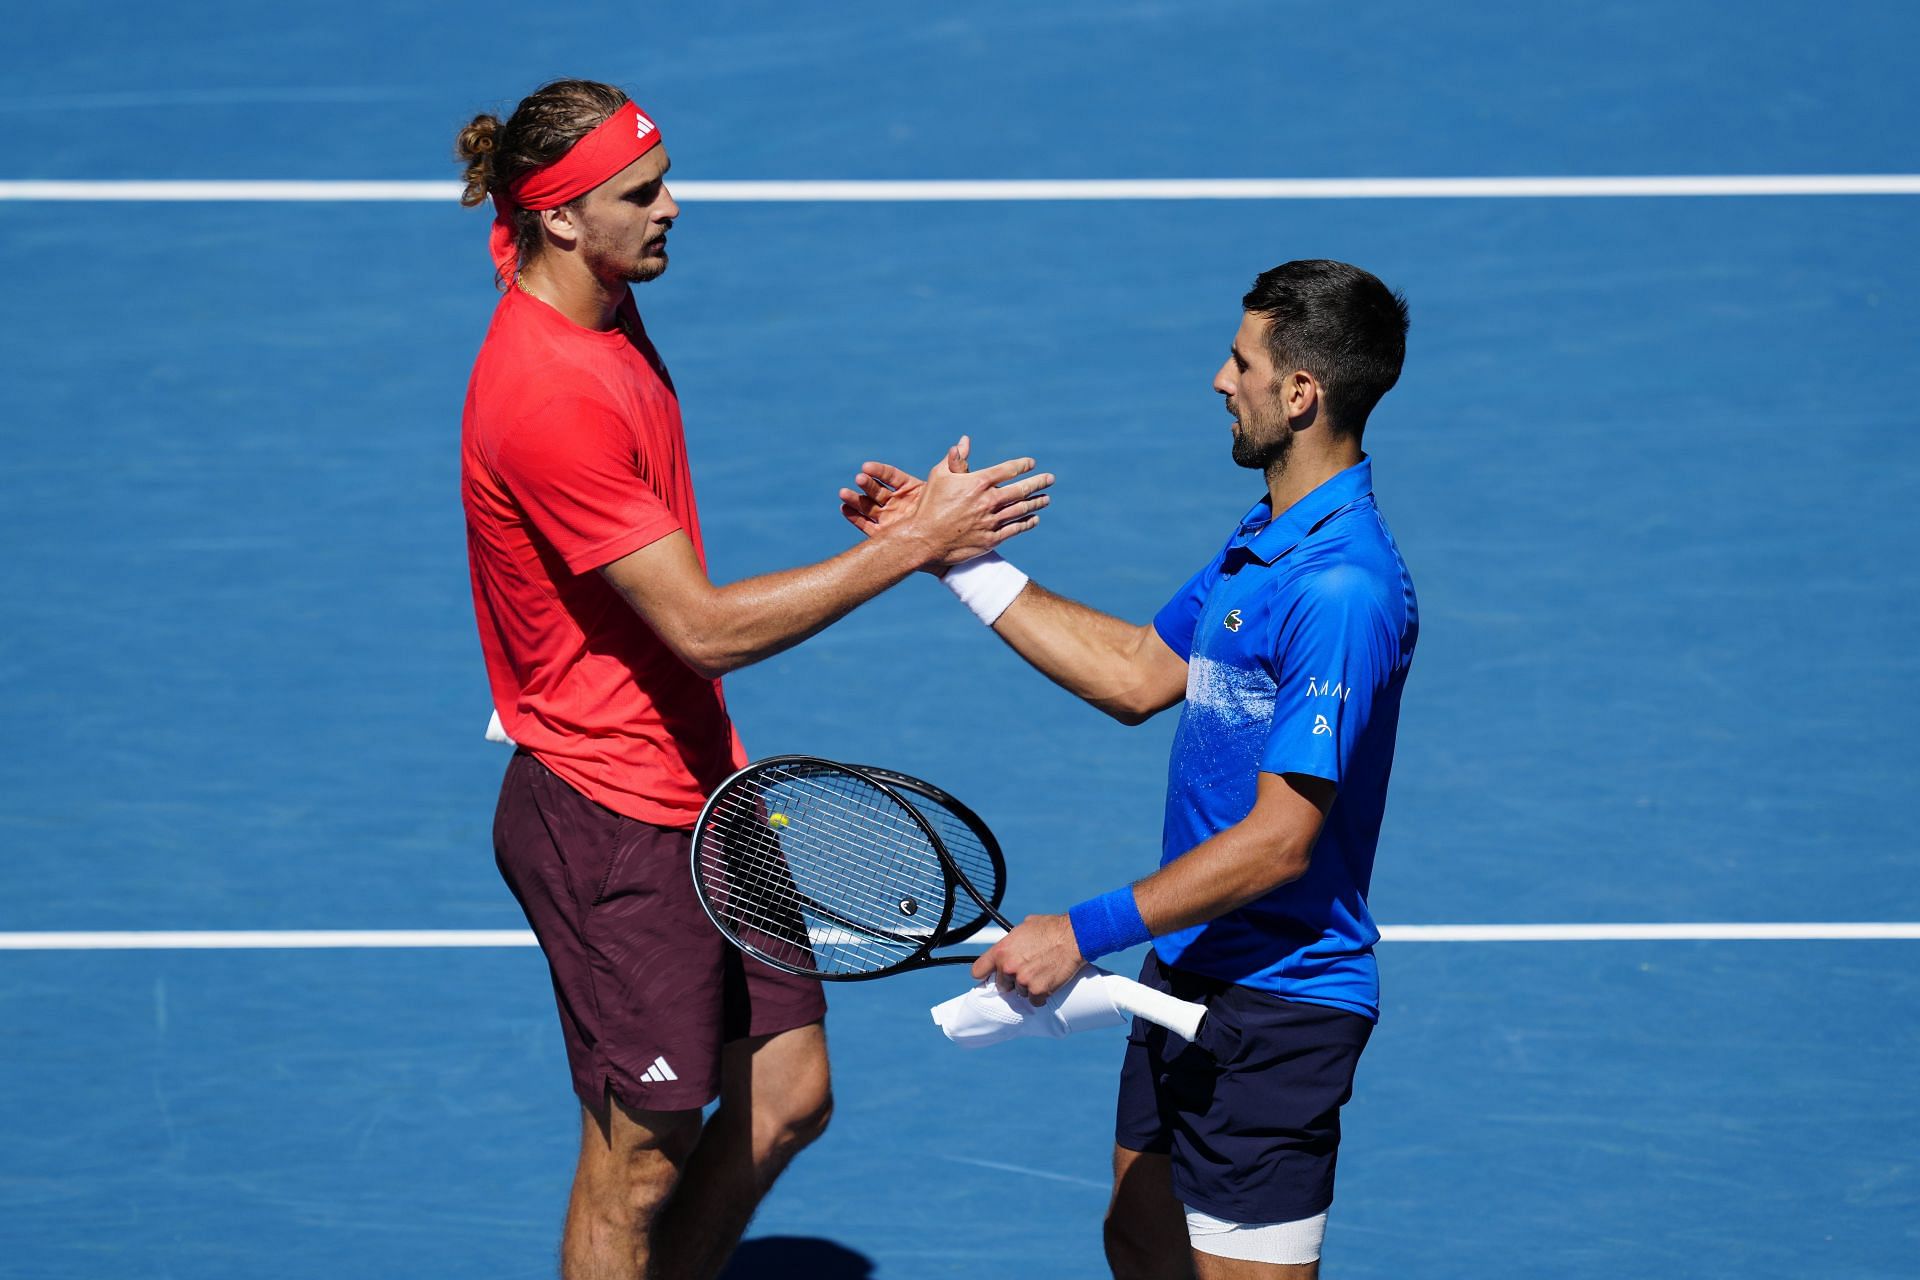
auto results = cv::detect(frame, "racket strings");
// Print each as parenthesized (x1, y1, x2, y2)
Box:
(710, 786, 940, 968)
(908, 811, 995, 930)
(770, 780, 943, 911)
(849, 767, 1004, 934)
(697, 764, 953, 977)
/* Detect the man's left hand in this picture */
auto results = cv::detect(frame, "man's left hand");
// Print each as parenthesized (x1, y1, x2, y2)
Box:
(970, 913, 1086, 1003)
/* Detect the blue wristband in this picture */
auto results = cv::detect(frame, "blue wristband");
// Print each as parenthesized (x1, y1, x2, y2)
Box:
(1067, 886, 1151, 961)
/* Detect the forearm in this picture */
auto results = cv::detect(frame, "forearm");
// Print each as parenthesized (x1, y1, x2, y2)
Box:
(982, 782, 1329, 1003)
(607, 528, 931, 679)
(988, 583, 1168, 723)
(686, 534, 927, 676)
(1066, 773, 1330, 966)
(1131, 821, 1313, 936)
(974, 820, 1313, 1003)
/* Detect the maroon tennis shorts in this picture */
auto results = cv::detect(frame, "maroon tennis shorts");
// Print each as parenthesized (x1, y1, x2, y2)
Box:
(493, 750, 827, 1112)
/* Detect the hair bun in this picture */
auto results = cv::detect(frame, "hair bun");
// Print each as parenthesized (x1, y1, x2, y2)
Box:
(455, 113, 502, 206)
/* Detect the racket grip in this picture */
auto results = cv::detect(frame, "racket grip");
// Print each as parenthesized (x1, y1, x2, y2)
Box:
(1086, 967, 1207, 1041)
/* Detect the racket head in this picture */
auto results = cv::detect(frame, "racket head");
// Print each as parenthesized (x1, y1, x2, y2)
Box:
(851, 764, 1008, 940)
(691, 756, 961, 980)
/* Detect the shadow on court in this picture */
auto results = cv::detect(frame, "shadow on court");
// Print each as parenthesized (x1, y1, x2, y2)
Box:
(722, 1237, 876, 1279)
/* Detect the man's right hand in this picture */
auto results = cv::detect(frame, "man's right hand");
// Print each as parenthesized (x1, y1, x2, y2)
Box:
(846, 437, 1053, 570)
(841, 439, 1185, 724)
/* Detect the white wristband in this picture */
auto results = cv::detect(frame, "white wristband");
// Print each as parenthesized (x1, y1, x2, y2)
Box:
(941, 552, 1030, 625)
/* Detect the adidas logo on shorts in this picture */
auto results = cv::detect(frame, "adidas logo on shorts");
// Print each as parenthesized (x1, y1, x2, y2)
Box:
(640, 1055, 678, 1083)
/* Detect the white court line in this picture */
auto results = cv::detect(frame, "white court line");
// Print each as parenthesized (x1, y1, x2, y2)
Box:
(0, 930, 538, 950)
(938, 1154, 1109, 1190)
(1, 176, 1918, 203)
(2, 923, 1917, 950)
(1382, 922, 1920, 942)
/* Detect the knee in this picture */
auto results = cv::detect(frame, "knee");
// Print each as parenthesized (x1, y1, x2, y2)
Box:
(736, 1026, 833, 1161)
(578, 1105, 700, 1222)
(764, 1078, 833, 1155)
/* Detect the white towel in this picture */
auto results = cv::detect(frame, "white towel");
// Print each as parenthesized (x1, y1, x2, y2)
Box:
(484, 710, 515, 745)
(930, 968, 1131, 1048)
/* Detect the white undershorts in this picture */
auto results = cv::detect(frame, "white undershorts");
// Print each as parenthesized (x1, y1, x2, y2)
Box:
(1185, 1206, 1328, 1264)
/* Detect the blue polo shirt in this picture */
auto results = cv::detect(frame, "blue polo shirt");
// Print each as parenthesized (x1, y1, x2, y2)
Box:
(1150, 457, 1417, 1021)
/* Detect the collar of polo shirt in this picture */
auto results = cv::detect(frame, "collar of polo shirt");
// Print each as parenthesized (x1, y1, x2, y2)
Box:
(1230, 456, 1376, 565)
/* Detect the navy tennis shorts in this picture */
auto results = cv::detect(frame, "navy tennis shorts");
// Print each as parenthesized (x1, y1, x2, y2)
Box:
(493, 750, 826, 1113)
(1115, 950, 1373, 1224)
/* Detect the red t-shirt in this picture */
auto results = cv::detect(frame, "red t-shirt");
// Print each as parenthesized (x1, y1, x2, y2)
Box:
(461, 285, 745, 826)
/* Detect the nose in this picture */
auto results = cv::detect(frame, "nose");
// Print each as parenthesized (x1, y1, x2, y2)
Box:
(1212, 357, 1235, 397)
(658, 185, 680, 223)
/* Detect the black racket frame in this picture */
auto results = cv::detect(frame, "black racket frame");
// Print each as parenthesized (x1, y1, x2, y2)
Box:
(849, 762, 1008, 942)
(690, 755, 1013, 982)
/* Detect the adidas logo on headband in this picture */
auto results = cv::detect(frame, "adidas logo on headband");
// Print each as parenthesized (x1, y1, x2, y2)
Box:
(636, 113, 657, 140)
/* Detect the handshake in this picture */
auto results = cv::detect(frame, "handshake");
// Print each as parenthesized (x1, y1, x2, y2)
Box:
(836, 435, 1054, 574)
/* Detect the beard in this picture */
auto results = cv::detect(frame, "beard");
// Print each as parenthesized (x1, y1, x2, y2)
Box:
(1230, 401, 1294, 471)
(581, 227, 669, 285)
(624, 247, 668, 283)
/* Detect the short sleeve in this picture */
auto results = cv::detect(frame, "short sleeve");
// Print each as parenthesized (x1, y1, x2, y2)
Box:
(1152, 544, 1230, 660)
(1259, 566, 1400, 786)
(493, 393, 683, 574)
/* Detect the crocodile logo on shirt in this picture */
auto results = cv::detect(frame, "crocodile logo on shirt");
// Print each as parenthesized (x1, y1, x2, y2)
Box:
(1223, 609, 1243, 632)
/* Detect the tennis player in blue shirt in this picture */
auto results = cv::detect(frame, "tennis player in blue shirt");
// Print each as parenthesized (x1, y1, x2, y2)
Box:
(844, 260, 1416, 1277)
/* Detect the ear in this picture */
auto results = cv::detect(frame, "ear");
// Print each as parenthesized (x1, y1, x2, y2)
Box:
(1283, 369, 1321, 423)
(538, 205, 582, 249)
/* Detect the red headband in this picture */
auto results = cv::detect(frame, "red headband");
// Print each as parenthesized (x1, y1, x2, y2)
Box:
(488, 100, 663, 277)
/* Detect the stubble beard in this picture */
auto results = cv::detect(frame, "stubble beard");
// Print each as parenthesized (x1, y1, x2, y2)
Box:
(1230, 401, 1294, 472)
(625, 249, 667, 284)
(582, 226, 668, 285)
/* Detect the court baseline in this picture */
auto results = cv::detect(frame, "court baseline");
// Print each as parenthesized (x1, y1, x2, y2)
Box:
(3, 923, 1916, 949)
(3, 175, 1919, 203)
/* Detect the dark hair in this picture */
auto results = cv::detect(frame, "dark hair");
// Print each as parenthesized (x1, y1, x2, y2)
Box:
(1242, 260, 1410, 436)
(454, 79, 631, 282)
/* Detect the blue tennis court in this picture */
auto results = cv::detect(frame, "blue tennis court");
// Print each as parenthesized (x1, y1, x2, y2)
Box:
(3, 3, 1916, 1276)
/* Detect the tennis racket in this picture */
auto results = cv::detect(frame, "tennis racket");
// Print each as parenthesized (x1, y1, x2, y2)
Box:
(690, 755, 1206, 1039)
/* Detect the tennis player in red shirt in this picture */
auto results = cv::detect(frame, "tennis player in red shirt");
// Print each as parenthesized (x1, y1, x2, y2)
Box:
(455, 79, 1051, 1280)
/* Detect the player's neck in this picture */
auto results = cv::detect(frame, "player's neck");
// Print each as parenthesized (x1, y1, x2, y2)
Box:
(516, 255, 628, 332)
(1266, 435, 1362, 515)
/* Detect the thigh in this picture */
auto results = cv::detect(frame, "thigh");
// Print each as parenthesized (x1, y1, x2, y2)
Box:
(720, 1021, 831, 1120)
(1191, 1250, 1317, 1280)
(1109, 1146, 1195, 1277)
(585, 813, 740, 1111)
(1114, 953, 1183, 1156)
(494, 751, 634, 1102)
(497, 751, 738, 1114)
(1149, 960, 1374, 1226)
(721, 942, 828, 1046)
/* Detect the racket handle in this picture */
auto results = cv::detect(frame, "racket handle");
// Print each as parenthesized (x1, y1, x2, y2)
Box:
(1085, 967, 1207, 1041)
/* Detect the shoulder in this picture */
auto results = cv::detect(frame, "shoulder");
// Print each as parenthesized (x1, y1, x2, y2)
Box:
(474, 335, 631, 449)
(1272, 529, 1407, 654)
(475, 295, 623, 406)
(495, 389, 635, 472)
(1300, 502, 1410, 600)
(1286, 549, 1395, 613)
